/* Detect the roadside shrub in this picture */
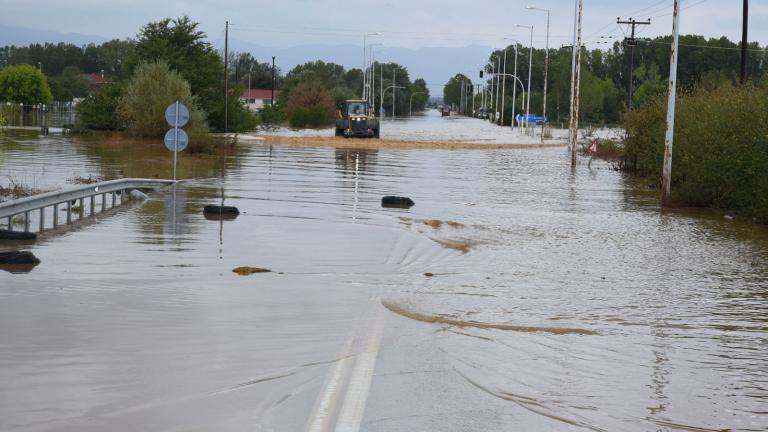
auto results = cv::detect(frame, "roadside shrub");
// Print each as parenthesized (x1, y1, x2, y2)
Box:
(259, 103, 284, 127)
(285, 80, 336, 128)
(75, 83, 124, 131)
(623, 82, 768, 220)
(118, 60, 207, 138)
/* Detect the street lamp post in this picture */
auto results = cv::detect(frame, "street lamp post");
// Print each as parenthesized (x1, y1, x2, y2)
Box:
(362, 32, 381, 99)
(505, 38, 520, 129)
(516, 24, 534, 131)
(491, 55, 500, 124)
(527, 6, 550, 142)
(368, 43, 382, 107)
(271, 56, 276, 105)
(501, 46, 508, 126)
(247, 64, 252, 108)
(383, 84, 405, 118)
(380, 63, 384, 117)
(409, 91, 425, 116)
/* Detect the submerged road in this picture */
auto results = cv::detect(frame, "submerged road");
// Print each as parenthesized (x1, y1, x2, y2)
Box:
(1, 112, 767, 431)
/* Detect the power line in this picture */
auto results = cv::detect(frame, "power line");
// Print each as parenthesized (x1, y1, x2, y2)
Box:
(638, 39, 766, 53)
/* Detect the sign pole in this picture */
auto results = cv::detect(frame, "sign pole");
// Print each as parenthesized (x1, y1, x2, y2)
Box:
(173, 101, 179, 181)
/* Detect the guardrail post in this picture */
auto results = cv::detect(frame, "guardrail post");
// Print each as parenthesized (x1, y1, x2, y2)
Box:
(53, 204, 58, 226)
(66, 201, 72, 224)
(90, 195, 95, 215)
(5, 216, 11, 230)
(24, 211, 30, 232)
(39, 207, 45, 231)
(102, 193, 107, 210)
(111, 192, 116, 208)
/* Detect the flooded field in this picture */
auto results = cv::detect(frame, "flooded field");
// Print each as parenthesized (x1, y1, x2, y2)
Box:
(1, 112, 767, 432)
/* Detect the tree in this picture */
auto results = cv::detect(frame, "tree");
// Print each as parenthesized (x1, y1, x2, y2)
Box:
(228, 52, 278, 89)
(118, 61, 207, 137)
(285, 80, 337, 128)
(75, 83, 123, 130)
(410, 78, 430, 112)
(129, 16, 228, 130)
(0, 64, 53, 105)
(49, 66, 88, 101)
(444, 73, 470, 108)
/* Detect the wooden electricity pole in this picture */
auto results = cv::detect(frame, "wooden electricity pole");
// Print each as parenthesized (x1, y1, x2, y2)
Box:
(740, 0, 749, 84)
(617, 17, 651, 111)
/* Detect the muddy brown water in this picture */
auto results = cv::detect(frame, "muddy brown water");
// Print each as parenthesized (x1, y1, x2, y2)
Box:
(1, 113, 767, 431)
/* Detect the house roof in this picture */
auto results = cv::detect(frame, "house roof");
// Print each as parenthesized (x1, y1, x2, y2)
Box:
(241, 89, 280, 99)
(79, 73, 108, 85)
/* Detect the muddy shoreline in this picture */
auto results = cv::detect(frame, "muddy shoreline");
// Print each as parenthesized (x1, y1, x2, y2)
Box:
(253, 134, 568, 150)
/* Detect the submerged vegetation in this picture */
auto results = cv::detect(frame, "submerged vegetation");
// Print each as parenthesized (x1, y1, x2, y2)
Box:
(623, 81, 768, 222)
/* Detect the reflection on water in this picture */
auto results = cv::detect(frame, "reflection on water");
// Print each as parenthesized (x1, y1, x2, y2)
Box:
(0, 125, 767, 431)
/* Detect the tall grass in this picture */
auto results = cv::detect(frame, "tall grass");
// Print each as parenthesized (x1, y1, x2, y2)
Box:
(623, 82, 768, 221)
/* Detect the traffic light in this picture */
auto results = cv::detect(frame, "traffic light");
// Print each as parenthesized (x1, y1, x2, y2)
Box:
(479, 70, 484, 78)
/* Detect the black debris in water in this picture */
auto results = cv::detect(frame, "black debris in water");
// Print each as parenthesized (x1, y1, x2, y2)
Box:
(203, 205, 240, 215)
(0, 230, 37, 241)
(0, 251, 40, 265)
(382, 196, 415, 209)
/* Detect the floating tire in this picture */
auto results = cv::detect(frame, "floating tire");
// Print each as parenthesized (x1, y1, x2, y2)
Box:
(203, 205, 240, 214)
(0, 230, 37, 241)
(381, 196, 415, 209)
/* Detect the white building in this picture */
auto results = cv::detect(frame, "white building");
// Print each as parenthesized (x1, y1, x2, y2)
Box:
(240, 89, 280, 111)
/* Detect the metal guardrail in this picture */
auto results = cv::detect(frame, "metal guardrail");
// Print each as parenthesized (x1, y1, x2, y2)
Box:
(0, 178, 175, 232)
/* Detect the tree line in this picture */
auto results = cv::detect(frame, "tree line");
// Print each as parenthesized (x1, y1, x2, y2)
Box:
(445, 34, 767, 126)
(0, 16, 428, 131)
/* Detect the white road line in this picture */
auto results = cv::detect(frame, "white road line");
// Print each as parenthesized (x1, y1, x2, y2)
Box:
(333, 311, 384, 432)
(305, 332, 356, 432)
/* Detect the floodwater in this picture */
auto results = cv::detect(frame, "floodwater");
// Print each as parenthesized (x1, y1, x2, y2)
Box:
(1, 111, 767, 432)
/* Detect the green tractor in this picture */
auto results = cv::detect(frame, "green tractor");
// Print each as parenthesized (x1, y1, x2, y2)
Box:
(335, 99, 380, 138)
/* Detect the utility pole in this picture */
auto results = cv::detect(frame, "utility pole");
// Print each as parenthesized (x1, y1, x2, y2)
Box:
(740, 0, 749, 84)
(617, 17, 651, 111)
(662, 0, 681, 206)
(224, 21, 229, 134)
(568, 0, 583, 167)
(271, 56, 276, 105)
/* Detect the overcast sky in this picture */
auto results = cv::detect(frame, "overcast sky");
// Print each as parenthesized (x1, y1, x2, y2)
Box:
(3, 0, 766, 50)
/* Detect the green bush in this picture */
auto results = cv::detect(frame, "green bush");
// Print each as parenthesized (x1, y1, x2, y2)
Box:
(118, 61, 207, 138)
(288, 106, 332, 128)
(259, 103, 284, 126)
(624, 82, 768, 221)
(75, 83, 124, 131)
(285, 80, 336, 129)
(0, 64, 53, 105)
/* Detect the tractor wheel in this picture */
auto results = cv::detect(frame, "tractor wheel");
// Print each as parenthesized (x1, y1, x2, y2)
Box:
(335, 127, 344, 137)
(373, 128, 380, 139)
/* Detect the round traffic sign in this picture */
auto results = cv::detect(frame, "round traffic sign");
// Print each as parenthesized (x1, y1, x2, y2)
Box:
(164, 128, 189, 152)
(165, 102, 190, 128)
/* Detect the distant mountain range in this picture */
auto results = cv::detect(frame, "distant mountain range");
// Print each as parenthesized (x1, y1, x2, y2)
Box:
(0, 24, 492, 95)
(0, 24, 108, 47)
